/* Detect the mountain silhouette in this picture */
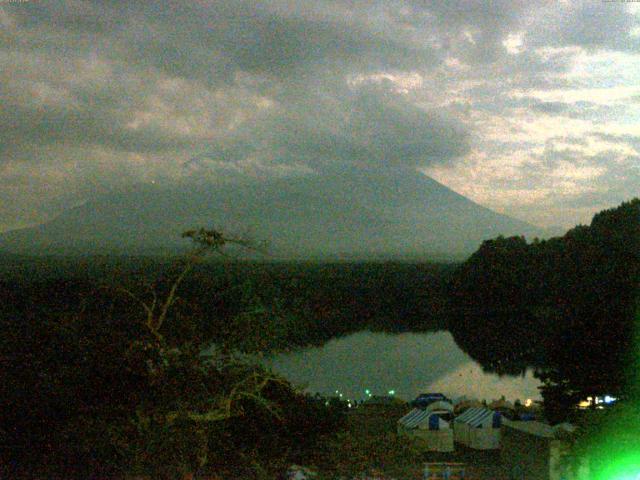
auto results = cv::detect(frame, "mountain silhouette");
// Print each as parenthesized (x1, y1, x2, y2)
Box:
(0, 166, 544, 259)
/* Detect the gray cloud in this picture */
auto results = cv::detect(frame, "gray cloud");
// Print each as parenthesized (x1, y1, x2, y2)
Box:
(0, 99, 197, 156)
(525, 0, 640, 52)
(0, 0, 638, 230)
(589, 132, 640, 151)
(508, 97, 630, 121)
(12, 0, 444, 83)
(186, 83, 470, 180)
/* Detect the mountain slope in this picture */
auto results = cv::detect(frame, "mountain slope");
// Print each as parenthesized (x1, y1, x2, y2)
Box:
(0, 167, 543, 259)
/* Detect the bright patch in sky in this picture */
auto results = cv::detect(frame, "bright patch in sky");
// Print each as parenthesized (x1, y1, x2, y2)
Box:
(503, 33, 524, 54)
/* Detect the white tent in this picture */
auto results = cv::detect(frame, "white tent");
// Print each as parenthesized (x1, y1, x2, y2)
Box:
(425, 400, 454, 414)
(425, 400, 454, 422)
(397, 409, 454, 452)
(501, 421, 586, 480)
(453, 407, 502, 450)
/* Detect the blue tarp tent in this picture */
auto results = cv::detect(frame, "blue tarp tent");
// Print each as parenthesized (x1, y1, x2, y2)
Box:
(453, 407, 502, 450)
(412, 393, 448, 409)
(397, 409, 454, 452)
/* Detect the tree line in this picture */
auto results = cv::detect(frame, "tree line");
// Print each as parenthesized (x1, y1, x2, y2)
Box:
(447, 198, 640, 422)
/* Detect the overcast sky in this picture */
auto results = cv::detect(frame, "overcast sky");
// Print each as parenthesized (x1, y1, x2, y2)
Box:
(1, 0, 639, 232)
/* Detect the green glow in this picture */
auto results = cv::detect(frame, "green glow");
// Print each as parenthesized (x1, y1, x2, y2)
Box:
(591, 452, 640, 480)
(572, 307, 640, 480)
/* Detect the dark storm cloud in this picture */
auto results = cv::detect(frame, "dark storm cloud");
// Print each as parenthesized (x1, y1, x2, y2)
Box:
(4, 0, 633, 156)
(2, 0, 471, 165)
(11, 0, 444, 83)
(6, 0, 560, 86)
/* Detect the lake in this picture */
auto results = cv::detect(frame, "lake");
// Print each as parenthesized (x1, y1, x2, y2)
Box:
(265, 330, 541, 403)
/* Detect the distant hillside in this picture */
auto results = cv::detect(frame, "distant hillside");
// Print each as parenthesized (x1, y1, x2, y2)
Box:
(0, 166, 544, 259)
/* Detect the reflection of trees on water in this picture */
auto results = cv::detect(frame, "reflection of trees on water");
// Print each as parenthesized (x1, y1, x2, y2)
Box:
(447, 310, 545, 377)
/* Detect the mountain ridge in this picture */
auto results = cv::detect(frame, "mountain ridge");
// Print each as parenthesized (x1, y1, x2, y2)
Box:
(0, 167, 545, 260)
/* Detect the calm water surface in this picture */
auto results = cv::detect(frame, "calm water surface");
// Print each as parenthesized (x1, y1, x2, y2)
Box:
(264, 331, 541, 402)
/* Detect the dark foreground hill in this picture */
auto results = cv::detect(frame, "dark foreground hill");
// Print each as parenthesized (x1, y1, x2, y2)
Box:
(0, 166, 543, 259)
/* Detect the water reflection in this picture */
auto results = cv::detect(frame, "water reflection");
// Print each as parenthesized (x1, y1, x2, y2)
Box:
(264, 331, 541, 401)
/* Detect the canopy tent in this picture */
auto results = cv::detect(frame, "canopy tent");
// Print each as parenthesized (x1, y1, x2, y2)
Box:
(397, 409, 454, 452)
(425, 400, 454, 422)
(412, 393, 449, 409)
(500, 420, 585, 480)
(425, 400, 454, 413)
(454, 407, 502, 450)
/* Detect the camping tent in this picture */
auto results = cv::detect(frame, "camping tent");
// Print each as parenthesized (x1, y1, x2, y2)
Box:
(425, 400, 454, 414)
(425, 400, 454, 422)
(500, 420, 586, 480)
(453, 407, 502, 450)
(397, 409, 454, 452)
(489, 398, 517, 420)
(412, 393, 449, 409)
